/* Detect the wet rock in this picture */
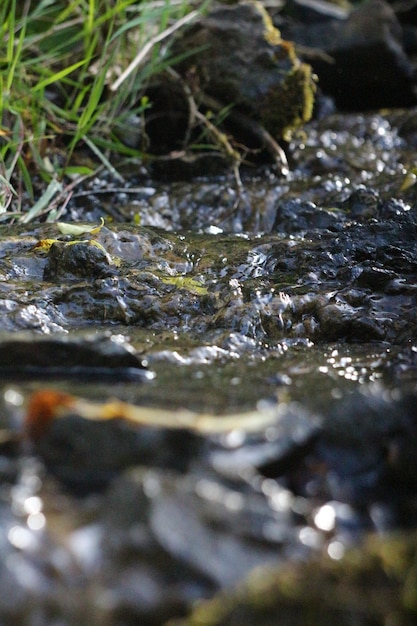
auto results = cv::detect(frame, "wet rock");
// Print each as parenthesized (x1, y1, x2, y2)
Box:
(272, 198, 341, 232)
(340, 186, 379, 220)
(93, 477, 215, 624)
(315, 302, 384, 342)
(262, 206, 417, 343)
(318, 388, 417, 506)
(210, 401, 319, 481)
(383, 343, 417, 382)
(44, 240, 116, 282)
(2, 383, 417, 625)
(169, 530, 417, 626)
(34, 417, 205, 494)
(90, 463, 306, 622)
(1, 187, 416, 347)
(0, 331, 149, 381)
(283, 0, 349, 23)
(169, 1, 315, 149)
(1, 71, 417, 626)
(150, 480, 284, 588)
(250, 386, 417, 527)
(30, 396, 319, 497)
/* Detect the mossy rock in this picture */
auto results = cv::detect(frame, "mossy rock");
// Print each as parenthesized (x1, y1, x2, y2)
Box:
(167, 531, 417, 626)
(172, 0, 316, 141)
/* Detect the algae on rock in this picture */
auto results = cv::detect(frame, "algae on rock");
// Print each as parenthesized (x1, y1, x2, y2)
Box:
(167, 531, 417, 626)
(156, 1, 316, 161)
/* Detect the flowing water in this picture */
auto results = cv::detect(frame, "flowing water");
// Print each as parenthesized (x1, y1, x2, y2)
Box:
(0, 110, 417, 624)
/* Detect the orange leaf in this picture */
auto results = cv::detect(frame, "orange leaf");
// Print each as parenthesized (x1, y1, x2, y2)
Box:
(25, 390, 75, 441)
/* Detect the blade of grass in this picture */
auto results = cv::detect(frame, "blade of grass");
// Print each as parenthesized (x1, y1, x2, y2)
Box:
(0, 0, 209, 222)
(6, 12, 27, 93)
(20, 178, 63, 223)
(82, 135, 124, 182)
(32, 59, 88, 92)
(16, 155, 34, 201)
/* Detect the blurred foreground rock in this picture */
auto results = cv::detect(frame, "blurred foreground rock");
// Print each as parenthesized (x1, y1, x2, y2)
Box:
(168, 530, 417, 626)
(0, 331, 149, 380)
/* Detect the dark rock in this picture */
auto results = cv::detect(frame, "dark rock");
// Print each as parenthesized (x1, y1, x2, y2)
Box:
(150, 151, 233, 180)
(0, 331, 149, 380)
(211, 401, 319, 481)
(283, 0, 349, 23)
(272, 198, 340, 232)
(278, 0, 417, 110)
(120, 1, 317, 166)
(170, 2, 315, 143)
(44, 240, 116, 282)
(141, 77, 191, 155)
(170, 530, 417, 626)
(102, 461, 302, 584)
(34, 415, 205, 494)
(341, 186, 379, 219)
(317, 388, 417, 506)
(316, 302, 386, 341)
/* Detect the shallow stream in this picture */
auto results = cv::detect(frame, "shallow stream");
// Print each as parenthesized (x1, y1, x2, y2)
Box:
(1, 110, 417, 624)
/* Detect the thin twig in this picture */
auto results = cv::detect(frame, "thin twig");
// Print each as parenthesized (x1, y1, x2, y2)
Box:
(73, 186, 153, 198)
(165, 66, 198, 147)
(200, 95, 289, 175)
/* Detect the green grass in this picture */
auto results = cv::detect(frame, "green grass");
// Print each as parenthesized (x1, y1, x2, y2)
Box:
(0, 0, 203, 222)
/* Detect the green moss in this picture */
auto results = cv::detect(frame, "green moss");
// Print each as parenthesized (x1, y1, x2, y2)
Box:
(254, 0, 316, 140)
(159, 275, 208, 296)
(168, 532, 417, 626)
(261, 60, 316, 141)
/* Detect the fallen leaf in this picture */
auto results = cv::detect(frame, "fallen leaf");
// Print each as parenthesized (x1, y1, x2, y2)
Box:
(57, 216, 105, 236)
(26, 390, 75, 441)
(33, 239, 60, 253)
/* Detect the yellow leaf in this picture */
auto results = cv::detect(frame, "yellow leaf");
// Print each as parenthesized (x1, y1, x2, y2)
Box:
(88, 240, 119, 265)
(33, 239, 59, 253)
(57, 216, 105, 236)
(88, 239, 109, 255)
